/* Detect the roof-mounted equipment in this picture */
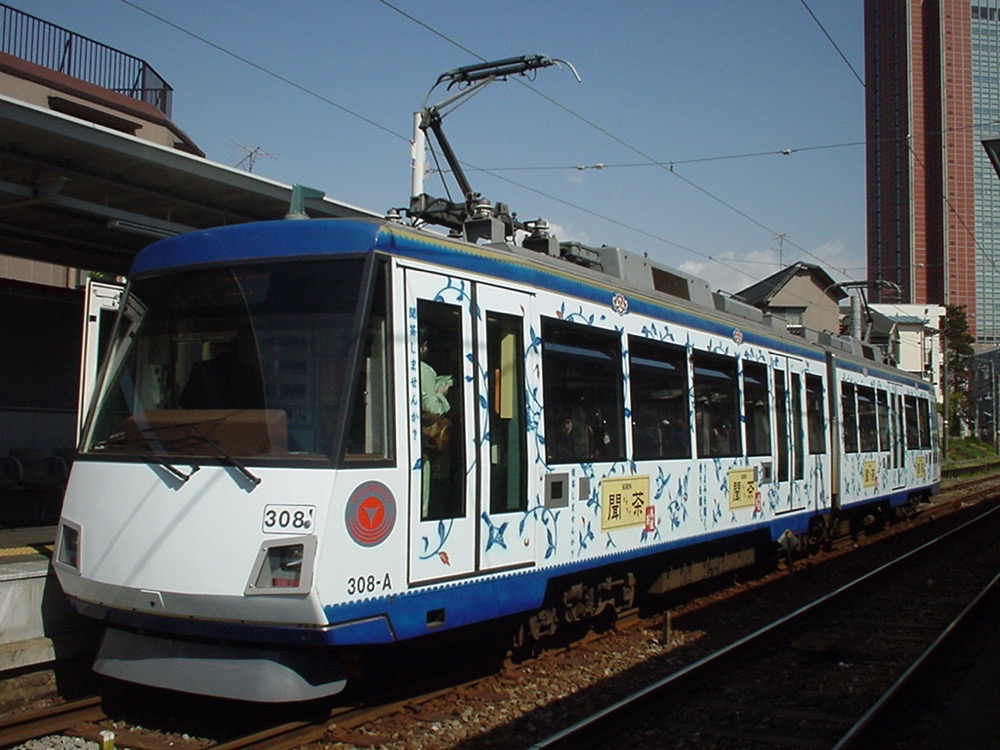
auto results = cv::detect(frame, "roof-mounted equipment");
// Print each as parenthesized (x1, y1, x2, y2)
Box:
(409, 54, 579, 244)
(521, 218, 560, 257)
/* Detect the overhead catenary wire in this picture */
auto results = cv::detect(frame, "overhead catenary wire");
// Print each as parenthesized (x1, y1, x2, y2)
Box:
(400, 6, 956, 334)
(465, 141, 861, 172)
(118, 0, 923, 316)
(376, 0, 929, 301)
(376, 0, 854, 283)
(120, 0, 411, 145)
(118, 0, 772, 287)
(799, 0, 865, 87)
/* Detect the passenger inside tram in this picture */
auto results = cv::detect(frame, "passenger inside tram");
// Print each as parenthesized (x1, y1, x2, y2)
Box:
(179, 329, 264, 410)
(417, 304, 465, 521)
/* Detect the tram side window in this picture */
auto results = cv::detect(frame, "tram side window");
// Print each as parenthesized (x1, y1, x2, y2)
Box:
(693, 351, 742, 458)
(876, 389, 890, 451)
(857, 385, 878, 452)
(628, 336, 691, 460)
(775, 370, 789, 481)
(841, 382, 859, 453)
(542, 319, 625, 464)
(806, 374, 826, 454)
(743, 361, 771, 457)
(418, 299, 466, 521)
(488, 312, 527, 513)
(917, 397, 932, 449)
(791, 373, 805, 480)
(904, 395, 919, 449)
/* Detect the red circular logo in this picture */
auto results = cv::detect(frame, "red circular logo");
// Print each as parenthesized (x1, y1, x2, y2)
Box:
(345, 481, 396, 547)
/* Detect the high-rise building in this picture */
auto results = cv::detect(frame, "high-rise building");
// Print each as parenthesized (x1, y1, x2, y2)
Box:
(865, 0, 1000, 344)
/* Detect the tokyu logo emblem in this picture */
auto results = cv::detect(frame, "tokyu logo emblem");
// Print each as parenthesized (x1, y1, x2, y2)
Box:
(345, 481, 397, 547)
(612, 293, 629, 315)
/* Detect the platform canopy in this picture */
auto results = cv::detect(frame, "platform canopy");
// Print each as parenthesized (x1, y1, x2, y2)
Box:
(0, 96, 377, 276)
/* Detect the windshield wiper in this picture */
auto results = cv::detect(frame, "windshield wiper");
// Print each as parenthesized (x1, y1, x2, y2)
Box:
(91, 433, 201, 483)
(94, 418, 262, 487)
(142, 450, 201, 483)
(173, 432, 262, 487)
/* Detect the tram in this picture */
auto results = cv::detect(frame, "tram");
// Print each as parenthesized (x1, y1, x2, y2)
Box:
(53, 56, 939, 702)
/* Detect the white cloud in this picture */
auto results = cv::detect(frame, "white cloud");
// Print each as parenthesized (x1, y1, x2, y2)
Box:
(514, 219, 591, 247)
(679, 240, 866, 296)
(679, 247, 782, 295)
(803, 240, 866, 283)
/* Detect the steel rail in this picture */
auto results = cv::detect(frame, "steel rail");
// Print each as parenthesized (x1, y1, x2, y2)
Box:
(208, 719, 331, 750)
(0, 695, 105, 748)
(527, 501, 1000, 749)
(831, 568, 1000, 750)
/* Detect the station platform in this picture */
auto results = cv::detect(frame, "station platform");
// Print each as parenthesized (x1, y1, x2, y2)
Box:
(0, 524, 100, 673)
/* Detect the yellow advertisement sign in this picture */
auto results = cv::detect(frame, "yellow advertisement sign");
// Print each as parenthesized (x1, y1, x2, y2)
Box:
(728, 467, 757, 510)
(863, 460, 877, 488)
(601, 475, 650, 531)
(915, 455, 926, 480)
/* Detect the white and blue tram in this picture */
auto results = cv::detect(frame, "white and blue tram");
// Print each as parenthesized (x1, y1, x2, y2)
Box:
(53, 217, 939, 701)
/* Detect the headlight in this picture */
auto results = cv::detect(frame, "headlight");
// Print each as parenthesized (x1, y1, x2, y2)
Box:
(56, 522, 81, 572)
(245, 536, 316, 595)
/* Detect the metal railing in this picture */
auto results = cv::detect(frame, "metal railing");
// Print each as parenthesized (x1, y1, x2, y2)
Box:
(0, 2, 172, 116)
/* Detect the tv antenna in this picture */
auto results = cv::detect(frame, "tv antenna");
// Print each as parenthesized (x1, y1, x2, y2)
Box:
(773, 232, 789, 267)
(233, 143, 278, 173)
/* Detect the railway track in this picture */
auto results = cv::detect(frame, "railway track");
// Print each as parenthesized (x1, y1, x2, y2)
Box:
(0, 698, 353, 750)
(0, 696, 106, 748)
(4, 475, 998, 749)
(527, 502, 1000, 750)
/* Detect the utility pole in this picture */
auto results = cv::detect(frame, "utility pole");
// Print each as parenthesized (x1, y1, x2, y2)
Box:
(823, 279, 903, 347)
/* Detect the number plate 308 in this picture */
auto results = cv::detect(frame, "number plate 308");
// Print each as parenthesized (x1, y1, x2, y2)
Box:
(262, 504, 316, 534)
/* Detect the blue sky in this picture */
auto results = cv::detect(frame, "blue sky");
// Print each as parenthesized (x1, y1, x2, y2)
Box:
(14, 1, 867, 294)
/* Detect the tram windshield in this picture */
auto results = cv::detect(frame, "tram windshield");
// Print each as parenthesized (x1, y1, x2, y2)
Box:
(82, 258, 389, 464)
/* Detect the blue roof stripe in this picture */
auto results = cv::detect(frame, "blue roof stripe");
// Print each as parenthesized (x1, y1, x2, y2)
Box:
(133, 219, 822, 364)
(130, 219, 388, 274)
(381, 225, 825, 359)
(834, 355, 936, 391)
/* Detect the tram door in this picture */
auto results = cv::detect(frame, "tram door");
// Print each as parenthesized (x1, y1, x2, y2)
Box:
(773, 357, 808, 512)
(77, 279, 124, 441)
(474, 283, 534, 571)
(888, 390, 906, 489)
(404, 269, 534, 584)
